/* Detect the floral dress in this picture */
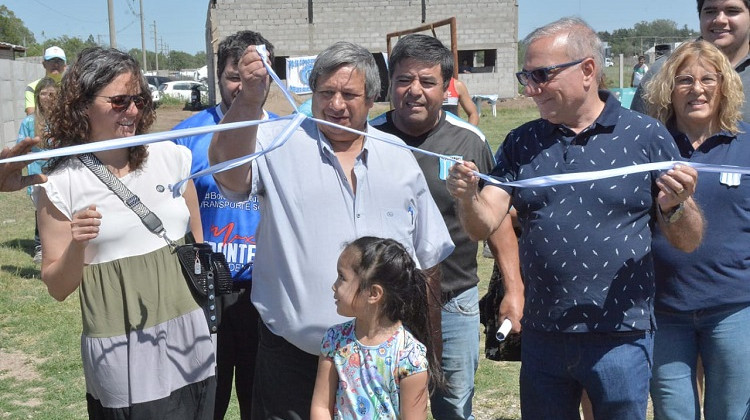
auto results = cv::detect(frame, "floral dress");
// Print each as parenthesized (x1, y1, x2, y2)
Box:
(321, 320, 428, 419)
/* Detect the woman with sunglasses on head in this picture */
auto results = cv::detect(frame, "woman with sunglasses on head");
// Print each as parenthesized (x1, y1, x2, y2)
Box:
(33, 47, 215, 419)
(644, 40, 750, 420)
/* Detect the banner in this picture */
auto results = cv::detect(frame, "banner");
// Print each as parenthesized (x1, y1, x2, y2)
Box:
(285, 55, 317, 94)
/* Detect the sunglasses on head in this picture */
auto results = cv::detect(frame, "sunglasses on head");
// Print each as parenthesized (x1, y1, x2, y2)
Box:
(515, 59, 585, 86)
(97, 94, 146, 112)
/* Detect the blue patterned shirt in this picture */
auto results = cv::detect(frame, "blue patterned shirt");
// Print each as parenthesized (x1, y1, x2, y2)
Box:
(490, 91, 679, 333)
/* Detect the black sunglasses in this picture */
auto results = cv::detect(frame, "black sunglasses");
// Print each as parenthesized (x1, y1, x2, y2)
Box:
(515, 59, 585, 86)
(97, 94, 147, 112)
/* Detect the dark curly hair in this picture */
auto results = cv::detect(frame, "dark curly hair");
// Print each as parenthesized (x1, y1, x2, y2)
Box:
(46, 47, 155, 173)
(345, 236, 445, 392)
(216, 30, 275, 81)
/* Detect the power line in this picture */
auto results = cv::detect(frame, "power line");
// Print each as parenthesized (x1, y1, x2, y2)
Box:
(27, 0, 102, 24)
(117, 19, 138, 34)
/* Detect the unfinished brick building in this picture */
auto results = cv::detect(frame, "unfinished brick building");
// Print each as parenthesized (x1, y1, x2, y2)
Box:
(202, 0, 518, 104)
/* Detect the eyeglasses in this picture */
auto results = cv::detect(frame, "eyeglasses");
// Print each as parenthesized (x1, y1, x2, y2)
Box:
(515, 59, 585, 86)
(673, 73, 722, 90)
(96, 94, 146, 112)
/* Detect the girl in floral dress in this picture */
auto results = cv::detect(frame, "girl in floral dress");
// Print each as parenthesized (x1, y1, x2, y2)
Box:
(311, 237, 443, 420)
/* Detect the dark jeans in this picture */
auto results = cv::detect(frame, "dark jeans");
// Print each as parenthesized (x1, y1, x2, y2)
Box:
(251, 322, 318, 420)
(520, 328, 653, 420)
(214, 289, 259, 420)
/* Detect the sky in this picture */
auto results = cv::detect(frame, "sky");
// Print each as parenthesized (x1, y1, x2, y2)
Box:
(7, 0, 701, 55)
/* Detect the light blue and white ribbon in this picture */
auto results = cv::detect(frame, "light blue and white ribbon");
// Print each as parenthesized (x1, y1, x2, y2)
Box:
(257, 44, 299, 114)
(5, 43, 750, 194)
(0, 116, 292, 164)
(170, 112, 307, 195)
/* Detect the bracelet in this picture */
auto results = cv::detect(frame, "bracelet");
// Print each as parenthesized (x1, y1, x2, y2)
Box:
(659, 201, 685, 224)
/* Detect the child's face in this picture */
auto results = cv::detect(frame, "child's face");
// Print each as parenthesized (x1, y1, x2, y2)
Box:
(38, 87, 57, 113)
(332, 248, 365, 317)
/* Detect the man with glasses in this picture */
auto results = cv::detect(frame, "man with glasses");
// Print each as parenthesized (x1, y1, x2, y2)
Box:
(446, 17, 704, 420)
(25, 46, 66, 115)
(632, 0, 750, 120)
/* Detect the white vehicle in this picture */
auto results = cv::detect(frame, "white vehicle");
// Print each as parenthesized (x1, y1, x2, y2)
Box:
(605, 57, 614, 67)
(148, 84, 161, 102)
(157, 81, 208, 102)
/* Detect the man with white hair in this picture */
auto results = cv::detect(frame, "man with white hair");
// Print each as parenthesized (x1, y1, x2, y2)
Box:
(447, 17, 704, 419)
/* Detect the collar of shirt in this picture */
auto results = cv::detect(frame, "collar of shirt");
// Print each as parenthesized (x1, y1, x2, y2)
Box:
(214, 104, 270, 121)
(735, 52, 750, 73)
(383, 110, 447, 147)
(316, 122, 371, 165)
(541, 90, 621, 145)
(669, 126, 739, 157)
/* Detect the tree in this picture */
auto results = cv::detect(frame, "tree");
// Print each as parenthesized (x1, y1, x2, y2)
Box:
(0, 5, 36, 46)
(24, 35, 100, 62)
(127, 48, 206, 72)
(599, 19, 699, 57)
(194, 51, 207, 67)
(169, 50, 199, 70)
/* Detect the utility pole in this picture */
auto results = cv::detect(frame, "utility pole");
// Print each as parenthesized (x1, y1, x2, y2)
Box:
(153, 21, 159, 72)
(139, 0, 147, 72)
(107, 0, 117, 48)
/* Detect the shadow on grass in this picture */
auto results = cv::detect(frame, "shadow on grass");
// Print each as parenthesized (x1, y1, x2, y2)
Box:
(2, 238, 37, 256)
(1, 265, 40, 279)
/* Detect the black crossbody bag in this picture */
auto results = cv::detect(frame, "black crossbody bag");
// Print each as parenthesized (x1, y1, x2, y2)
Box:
(78, 153, 232, 333)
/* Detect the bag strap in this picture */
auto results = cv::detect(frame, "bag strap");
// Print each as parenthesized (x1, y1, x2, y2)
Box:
(78, 153, 175, 248)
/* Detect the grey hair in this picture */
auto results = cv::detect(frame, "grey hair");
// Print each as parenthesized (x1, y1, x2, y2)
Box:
(523, 17, 604, 82)
(309, 42, 381, 100)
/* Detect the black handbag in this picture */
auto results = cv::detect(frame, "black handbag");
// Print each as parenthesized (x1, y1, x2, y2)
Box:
(174, 242, 233, 332)
(78, 153, 232, 333)
(479, 262, 522, 361)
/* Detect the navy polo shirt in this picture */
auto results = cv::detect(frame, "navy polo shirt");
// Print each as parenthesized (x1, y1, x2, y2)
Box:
(490, 91, 679, 333)
(653, 123, 750, 312)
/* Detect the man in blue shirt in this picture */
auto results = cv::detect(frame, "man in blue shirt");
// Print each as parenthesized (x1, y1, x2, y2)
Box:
(448, 17, 704, 420)
(172, 30, 276, 420)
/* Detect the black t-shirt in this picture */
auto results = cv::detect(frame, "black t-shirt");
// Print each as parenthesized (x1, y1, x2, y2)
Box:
(372, 111, 494, 295)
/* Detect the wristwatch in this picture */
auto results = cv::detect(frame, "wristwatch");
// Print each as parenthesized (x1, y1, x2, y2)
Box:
(660, 202, 685, 224)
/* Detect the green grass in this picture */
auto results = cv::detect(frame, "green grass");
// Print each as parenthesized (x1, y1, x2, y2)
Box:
(0, 191, 87, 418)
(477, 106, 540, 152)
(0, 104, 542, 419)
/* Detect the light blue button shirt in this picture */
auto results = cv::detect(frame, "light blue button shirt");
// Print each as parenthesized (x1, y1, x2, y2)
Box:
(219, 118, 454, 354)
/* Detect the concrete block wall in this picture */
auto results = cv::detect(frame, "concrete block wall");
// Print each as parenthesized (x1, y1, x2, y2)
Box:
(0, 60, 45, 148)
(205, 0, 518, 102)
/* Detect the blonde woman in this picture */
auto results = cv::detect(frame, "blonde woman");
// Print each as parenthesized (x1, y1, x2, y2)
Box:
(645, 40, 750, 420)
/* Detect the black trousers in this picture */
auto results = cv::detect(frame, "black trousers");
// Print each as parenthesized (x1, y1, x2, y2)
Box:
(251, 322, 318, 420)
(214, 289, 259, 420)
(86, 376, 216, 420)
